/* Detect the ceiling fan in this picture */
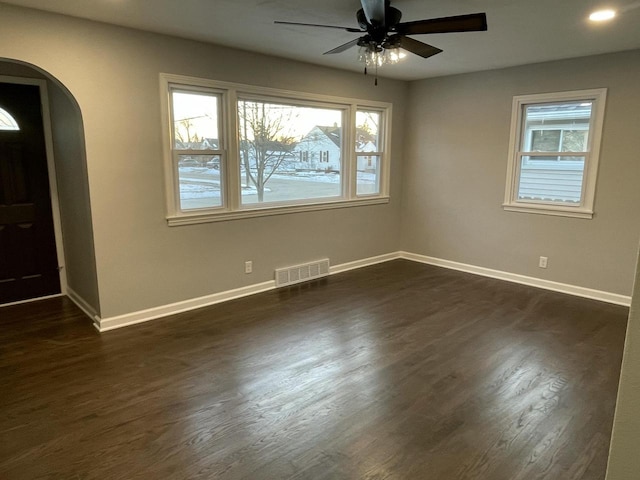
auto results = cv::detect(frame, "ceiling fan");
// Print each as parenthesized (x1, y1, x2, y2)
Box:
(275, 0, 487, 75)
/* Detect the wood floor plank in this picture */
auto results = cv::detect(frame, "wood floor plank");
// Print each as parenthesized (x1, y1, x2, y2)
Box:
(0, 260, 628, 479)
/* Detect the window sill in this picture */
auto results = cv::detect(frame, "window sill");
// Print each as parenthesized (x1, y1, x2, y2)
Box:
(167, 196, 390, 226)
(503, 203, 593, 219)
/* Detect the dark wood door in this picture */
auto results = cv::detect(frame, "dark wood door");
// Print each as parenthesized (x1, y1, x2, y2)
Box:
(0, 82, 60, 304)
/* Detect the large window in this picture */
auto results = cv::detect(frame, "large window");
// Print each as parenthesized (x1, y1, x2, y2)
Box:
(161, 75, 391, 225)
(503, 89, 606, 219)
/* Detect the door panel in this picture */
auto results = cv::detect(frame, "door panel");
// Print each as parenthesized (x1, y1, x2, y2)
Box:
(0, 82, 60, 304)
(0, 225, 9, 280)
(3, 144, 30, 202)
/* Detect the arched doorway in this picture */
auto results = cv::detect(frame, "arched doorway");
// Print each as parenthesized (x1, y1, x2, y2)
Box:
(0, 59, 100, 317)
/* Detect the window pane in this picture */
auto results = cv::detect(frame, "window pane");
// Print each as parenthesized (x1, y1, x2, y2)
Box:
(0, 107, 19, 131)
(529, 129, 588, 157)
(178, 154, 222, 210)
(357, 155, 380, 195)
(356, 111, 381, 151)
(561, 130, 588, 152)
(238, 100, 342, 205)
(523, 101, 592, 153)
(531, 129, 560, 152)
(518, 155, 585, 204)
(172, 91, 220, 150)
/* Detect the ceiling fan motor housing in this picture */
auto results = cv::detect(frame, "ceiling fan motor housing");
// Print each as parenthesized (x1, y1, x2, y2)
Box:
(357, 6, 402, 44)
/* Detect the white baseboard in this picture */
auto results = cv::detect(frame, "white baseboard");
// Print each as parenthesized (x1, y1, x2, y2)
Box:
(399, 251, 632, 307)
(96, 253, 402, 332)
(96, 280, 276, 332)
(66, 286, 100, 324)
(329, 252, 401, 275)
(0, 293, 64, 308)
(94, 250, 631, 332)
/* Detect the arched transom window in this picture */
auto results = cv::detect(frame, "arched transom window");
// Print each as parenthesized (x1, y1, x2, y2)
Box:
(0, 107, 20, 131)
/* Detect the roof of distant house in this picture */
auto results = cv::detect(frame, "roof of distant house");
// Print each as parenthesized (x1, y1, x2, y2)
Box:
(302, 125, 376, 150)
(316, 126, 341, 148)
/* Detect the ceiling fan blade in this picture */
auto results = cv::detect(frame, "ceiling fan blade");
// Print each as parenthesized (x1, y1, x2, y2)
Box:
(274, 21, 362, 33)
(396, 36, 443, 59)
(324, 38, 362, 55)
(396, 13, 487, 35)
(360, 0, 385, 25)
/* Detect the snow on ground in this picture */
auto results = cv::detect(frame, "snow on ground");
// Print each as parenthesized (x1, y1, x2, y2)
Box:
(269, 171, 377, 184)
(179, 184, 271, 200)
(178, 167, 376, 200)
(269, 172, 340, 184)
(179, 184, 220, 199)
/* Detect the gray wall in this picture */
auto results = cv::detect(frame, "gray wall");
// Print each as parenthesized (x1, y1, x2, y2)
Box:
(402, 50, 640, 296)
(0, 4, 407, 318)
(47, 81, 100, 313)
(606, 243, 640, 479)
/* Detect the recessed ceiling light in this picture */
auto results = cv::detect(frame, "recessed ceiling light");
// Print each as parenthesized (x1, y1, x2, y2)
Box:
(589, 9, 617, 21)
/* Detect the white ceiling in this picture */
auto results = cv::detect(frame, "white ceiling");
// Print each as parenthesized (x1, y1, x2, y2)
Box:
(2, 0, 640, 80)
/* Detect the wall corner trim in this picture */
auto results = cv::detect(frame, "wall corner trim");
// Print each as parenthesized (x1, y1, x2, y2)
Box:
(66, 286, 99, 321)
(399, 251, 632, 307)
(92, 250, 630, 332)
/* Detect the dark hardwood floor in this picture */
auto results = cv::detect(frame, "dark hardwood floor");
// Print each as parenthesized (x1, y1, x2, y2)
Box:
(0, 260, 628, 479)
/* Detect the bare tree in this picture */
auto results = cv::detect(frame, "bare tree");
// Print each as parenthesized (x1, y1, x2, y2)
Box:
(356, 111, 379, 149)
(238, 101, 297, 202)
(174, 118, 202, 145)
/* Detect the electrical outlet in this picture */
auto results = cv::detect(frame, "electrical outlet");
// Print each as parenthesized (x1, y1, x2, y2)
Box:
(539, 256, 548, 269)
(245, 261, 253, 274)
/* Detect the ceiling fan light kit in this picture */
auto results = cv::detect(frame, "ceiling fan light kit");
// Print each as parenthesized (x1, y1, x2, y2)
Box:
(358, 45, 406, 68)
(275, 0, 487, 84)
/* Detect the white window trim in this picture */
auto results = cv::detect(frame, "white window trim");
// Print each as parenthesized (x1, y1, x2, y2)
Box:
(169, 85, 227, 214)
(160, 73, 392, 226)
(503, 88, 607, 219)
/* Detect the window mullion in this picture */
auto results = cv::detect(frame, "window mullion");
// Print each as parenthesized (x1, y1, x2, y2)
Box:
(225, 89, 240, 211)
(345, 105, 356, 199)
(381, 107, 391, 197)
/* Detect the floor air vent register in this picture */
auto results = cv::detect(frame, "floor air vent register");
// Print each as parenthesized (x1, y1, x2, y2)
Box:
(275, 259, 330, 287)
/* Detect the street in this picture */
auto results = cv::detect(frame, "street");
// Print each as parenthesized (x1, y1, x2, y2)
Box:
(179, 168, 344, 210)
